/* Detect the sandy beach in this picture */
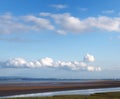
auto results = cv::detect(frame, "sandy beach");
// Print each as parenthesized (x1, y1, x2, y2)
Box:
(0, 80, 120, 96)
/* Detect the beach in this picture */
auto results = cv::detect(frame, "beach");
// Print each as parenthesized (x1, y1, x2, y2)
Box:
(0, 80, 120, 97)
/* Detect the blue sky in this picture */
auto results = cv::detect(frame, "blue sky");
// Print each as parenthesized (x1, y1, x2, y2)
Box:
(0, 0, 120, 79)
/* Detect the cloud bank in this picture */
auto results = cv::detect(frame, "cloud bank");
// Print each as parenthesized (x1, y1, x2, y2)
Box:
(0, 54, 101, 72)
(1, 12, 120, 34)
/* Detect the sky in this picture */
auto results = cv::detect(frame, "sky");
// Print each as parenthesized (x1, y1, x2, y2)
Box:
(0, 0, 120, 79)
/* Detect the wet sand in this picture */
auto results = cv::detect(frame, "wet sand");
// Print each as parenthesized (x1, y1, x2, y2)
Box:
(0, 80, 120, 96)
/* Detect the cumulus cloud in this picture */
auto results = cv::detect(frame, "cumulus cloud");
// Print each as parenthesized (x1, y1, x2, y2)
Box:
(22, 15, 54, 31)
(45, 13, 90, 33)
(85, 16, 120, 32)
(84, 54, 95, 62)
(87, 66, 95, 72)
(1, 12, 120, 34)
(0, 54, 101, 72)
(40, 12, 120, 34)
(6, 58, 26, 68)
(40, 57, 53, 66)
(0, 13, 30, 34)
(0, 13, 54, 34)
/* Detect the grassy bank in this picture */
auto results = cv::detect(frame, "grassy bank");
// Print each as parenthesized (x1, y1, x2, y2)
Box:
(3, 92, 120, 99)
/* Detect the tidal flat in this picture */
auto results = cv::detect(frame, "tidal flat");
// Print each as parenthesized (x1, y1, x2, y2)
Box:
(2, 92, 120, 99)
(0, 80, 120, 99)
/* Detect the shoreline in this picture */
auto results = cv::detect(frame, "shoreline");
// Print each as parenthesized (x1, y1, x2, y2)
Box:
(3, 91, 120, 99)
(0, 80, 120, 97)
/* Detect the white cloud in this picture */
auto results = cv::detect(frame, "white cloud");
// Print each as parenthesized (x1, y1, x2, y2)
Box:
(102, 10, 114, 14)
(49, 13, 89, 33)
(39, 12, 51, 17)
(0, 13, 30, 34)
(0, 54, 101, 72)
(40, 57, 53, 66)
(6, 58, 26, 68)
(84, 54, 95, 62)
(1, 12, 120, 34)
(87, 66, 101, 72)
(85, 16, 120, 32)
(96, 67, 102, 71)
(23, 15, 54, 30)
(0, 13, 54, 34)
(87, 66, 95, 72)
(51, 4, 67, 9)
(40, 12, 120, 34)
(56, 30, 67, 35)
